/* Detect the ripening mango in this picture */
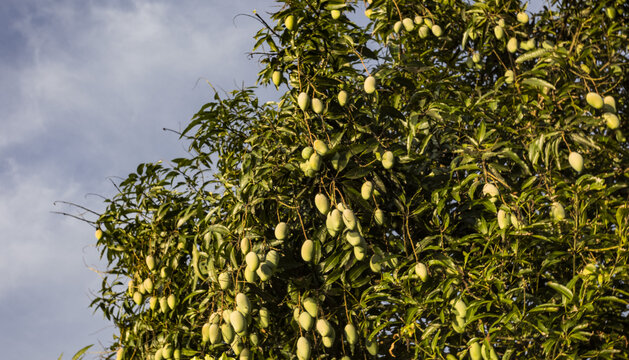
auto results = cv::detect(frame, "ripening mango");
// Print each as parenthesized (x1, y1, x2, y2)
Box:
(272, 71, 281, 87)
(236, 293, 251, 315)
(331, 10, 341, 19)
(494, 25, 504, 40)
(298, 311, 314, 331)
(603, 113, 619, 129)
(415, 262, 428, 281)
(382, 151, 395, 169)
(313, 139, 329, 155)
(517, 11, 529, 23)
(402, 18, 414, 32)
(431, 24, 443, 37)
(284, 15, 295, 30)
(296, 337, 311, 360)
(507, 37, 518, 53)
(393, 21, 402, 34)
(361, 181, 373, 200)
(245, 252, 260, 270)
(95, 229, 103, 240)
(342, 209, 357, 230)
(230, 310, 247, 334)
(344, 324, 358, 345)
(418, 25, 430, 38)
(302, 297, 318, 318)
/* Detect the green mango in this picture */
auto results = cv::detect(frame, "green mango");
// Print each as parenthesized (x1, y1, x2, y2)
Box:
(418, 25, 430, 38)
(149, 296, 158, 311)
(331, 9, 341, 19)
(95, 229, 103, 240)
(301, 146, 314, 160)
(302, 297, 318, 318)
(259, 307, 269, 328)
(346, 231, 363, 246)
(603, 95, 616, 112)
(159, 296, 168, 313)
(272, 71, 281, 87)
(236, 293, 251, 315)
(315, 193, 330, 215)
(143, 278, 153, 293)
(393, 21, 402, 33)
(370, 254, 382, 273)
(374, 209, 385, 226)
(402, 18, 414, 32)
(365, 338, 378, 355)
(603, 113, 619, 129)
(201, 322, 210, 342)
(470, 341, 482, 360)
(313, 139, 329, 155)
(494, 25, 504, 40)
(364, 76, 376, 94)
(245, 252, 259, 270)
(218, 272, 232, 290)
(338, 90, 348, 106)
(415, 262, 428, 281)
(256, 262, 273, 281)
(298, 92, 310, 111)
(265, 250, 279, 269)
(353, 246, 366, 261)
(244, 267, 258, 283)
(221, 323, 235, 343)
(316, 319, 333, 337)
(146, 255, 155, 271)
(230, 310, 247, 334)
(297, 336, 311, 360)
(298, 311, 314, 331)
(344, 324, 358, 345)
(311, 98, 324, 114)
(327, 209, 343, 232)
(133, 291, 143, 306)
(507, 37, 518, 53)
(431, 24, 443, 37)
(301, 240, 315, 262)
(586, 92, 603, 109)
(275, 222, 288, 240)
(551, 202, 565, 221)
(568, 151, 583, 172)
(361, 181, 373, 200)
(308, 153, 322, 171)
(167, 294, 176, 310)
(453, 299, 467, 318)
(342, 209, 357, 230)
(497, 209, 510, 229)
(381, 151, 395, 169)
(162, 345, 173, 359)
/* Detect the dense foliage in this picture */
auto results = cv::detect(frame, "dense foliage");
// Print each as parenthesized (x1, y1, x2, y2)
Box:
(90, 0, 628, 359)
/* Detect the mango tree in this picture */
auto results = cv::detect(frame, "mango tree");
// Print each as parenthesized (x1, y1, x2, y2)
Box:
(90, 0, 628, 359)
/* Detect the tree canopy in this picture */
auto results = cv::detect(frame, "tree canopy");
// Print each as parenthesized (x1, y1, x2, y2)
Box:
(90, 0, 628, 359)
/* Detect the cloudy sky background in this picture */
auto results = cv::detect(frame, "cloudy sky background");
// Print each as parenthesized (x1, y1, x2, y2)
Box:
(0, 0, 546, 359)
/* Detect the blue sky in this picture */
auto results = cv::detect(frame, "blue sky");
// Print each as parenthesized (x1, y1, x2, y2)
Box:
(0, 0, 548, 359)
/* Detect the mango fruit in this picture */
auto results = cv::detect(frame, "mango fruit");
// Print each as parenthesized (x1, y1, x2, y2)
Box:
(275, 222, 288, 240)
(586, 92, 603, 109)
(297, 337, 311, 360)
(497, 209, 509, 229)
(370, 254, 382, 273)
(353, 246, 366, 261)
(482, 183, 499, 201)
(402, 18, 414, 32)
(272, 71, 281, 87)
(259, 307, 269, 328)
(301, 240, 315, 262)
(230, 310, 247, 334)
(365, 338, 378, 355)
(603, 113, 619, 129)
(517, 11, 529, 23)
(245, 251, 259, 271)
(418, 25, 430, 38)
(382, 151, 395, 169)
(221, 323, 235, 343)
(133, 291, 143, 305)
(167, 294, 176, 310)
(505, 69, 515, 84)
(209, 323, 221, 344)
(344, 324, 358, 345)
(338, 90, 348, 106)
(284, 15, 295, 31)
(415, 262, 428, 281)
(494, 25, 504, 40)
(298, 311, 314, 331)
(453, 299, 467, 318)
(95, 229, 103, 240)
(162, 345, 173, 359)
(313, 139, 329, 155)
(470, 341, 482, 360)
(143, 278, 153, 293)
(311, 98, 324, 114)
(568, 151, 583, 172)
(159, 296, 168, 313)
(393, 21, 402, 34)
(374, 209, 385, 226)
(218, 272, 232, 290)
(331, 10, 341, 20)
(266, 250, 279, 269)
(507, 37, 518, 53)
(315, 193, 330, 215)
(316, 319, 333, 337)
(364, 76, 376, 94)
(361, 181, 373, 200)
(302, 146, 314, 160)
(342, 209, 357, 230)
(327, 209, 343, 233)
(149, 296, 158, 310)
(298, 92, 310, 111)
(551, 202, 565, 221)
(346, 231, 363, 246)
(431, 24, 443, 37)
(302, 297, 318, 318)
(256, 262, 273, 281)
(244, 267, 258, 283)
(236, 293, 251, 315)
(603, 96, 616, 112)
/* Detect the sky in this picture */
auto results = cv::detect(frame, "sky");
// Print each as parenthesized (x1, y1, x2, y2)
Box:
(0, 0, 547, 359)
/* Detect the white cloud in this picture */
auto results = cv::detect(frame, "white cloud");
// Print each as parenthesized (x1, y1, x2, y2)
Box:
(0, 0, 277, 358)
